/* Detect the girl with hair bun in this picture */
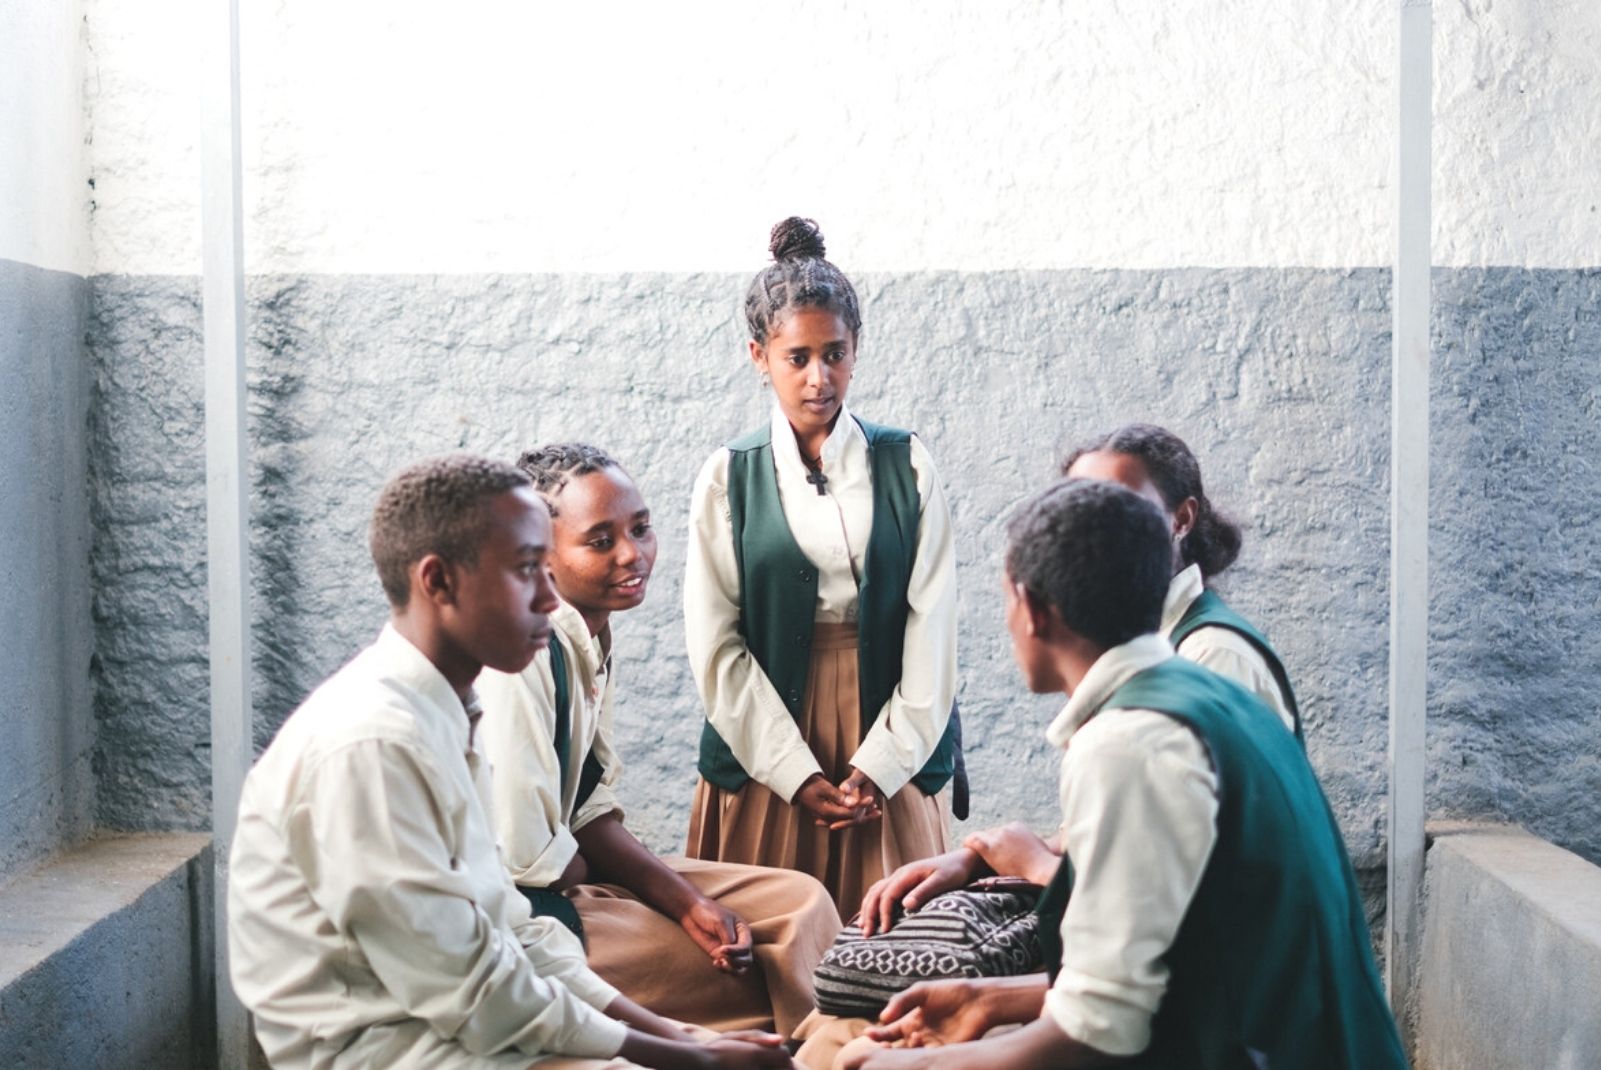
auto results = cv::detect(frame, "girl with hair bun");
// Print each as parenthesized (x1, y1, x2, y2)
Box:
(682, 217, 960, 914)
(1064, 423, 1301, 737)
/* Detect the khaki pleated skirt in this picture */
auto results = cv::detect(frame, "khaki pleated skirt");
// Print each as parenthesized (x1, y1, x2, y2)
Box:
(686, 622, 949, 918)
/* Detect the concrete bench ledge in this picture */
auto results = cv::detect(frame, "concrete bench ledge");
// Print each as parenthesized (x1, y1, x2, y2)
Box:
(0, 832, 214, 1069)
(1417, 822, 1601, 1070)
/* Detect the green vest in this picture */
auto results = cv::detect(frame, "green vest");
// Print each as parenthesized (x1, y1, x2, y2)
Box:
(696, 417, 959, 796)
(1170, 587, 1304, 742)
(1034, 657, 1406, 1070)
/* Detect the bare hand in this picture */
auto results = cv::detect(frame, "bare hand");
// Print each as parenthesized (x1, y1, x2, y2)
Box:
(838, 1037, 942, 1070)
(830, 767, 883, 829)
(962, 822, 1060, 886)
(866, 980, 992, 1048)
(794, 774, 860, 827)
(680, 897, 754, 975)
(697, 1034, 795, 1068)
(857, 848, 981, 936)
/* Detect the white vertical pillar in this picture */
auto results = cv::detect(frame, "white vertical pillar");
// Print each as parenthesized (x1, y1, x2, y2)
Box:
(201, 0, 254, 1063)
(1387, 0, 1431, 1047)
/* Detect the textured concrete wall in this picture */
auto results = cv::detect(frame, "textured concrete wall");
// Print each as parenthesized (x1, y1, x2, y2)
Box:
(83, 0, 1601, 274)
(0, 261, 95, 880)
(85, 268, 1601, 873)
(1416, 825, 1601, 1069)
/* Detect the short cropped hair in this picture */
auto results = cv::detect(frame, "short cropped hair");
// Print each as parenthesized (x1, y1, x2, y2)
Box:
(369, 454, 531, 607)
(1004, 479, 1172, 648)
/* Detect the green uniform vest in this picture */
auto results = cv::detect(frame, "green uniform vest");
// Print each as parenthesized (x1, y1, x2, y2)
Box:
(696, 417, 959, 796)
(1170, 587, 1304, 742)
(1034, 657, 1406, 1070)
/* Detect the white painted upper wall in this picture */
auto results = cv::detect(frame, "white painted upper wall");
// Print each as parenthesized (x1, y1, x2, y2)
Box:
(1, 0, 89, 275)
(83, 0, 1601, 275)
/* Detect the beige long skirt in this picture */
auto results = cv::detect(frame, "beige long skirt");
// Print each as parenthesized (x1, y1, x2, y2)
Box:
(685, 622, 949, 918)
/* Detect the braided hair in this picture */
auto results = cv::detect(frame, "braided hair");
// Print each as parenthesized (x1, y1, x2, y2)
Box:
(514, 442, 619, 517)
(743, 217, 863, 345)
(1061, 424, 1244, 578)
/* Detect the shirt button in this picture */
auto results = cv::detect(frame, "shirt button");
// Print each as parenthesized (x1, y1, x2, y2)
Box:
(788, 688, 800, 702)
(797, 569, 812, 582)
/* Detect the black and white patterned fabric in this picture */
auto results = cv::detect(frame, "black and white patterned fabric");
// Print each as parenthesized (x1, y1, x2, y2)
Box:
(813, 880, 1045, 1017)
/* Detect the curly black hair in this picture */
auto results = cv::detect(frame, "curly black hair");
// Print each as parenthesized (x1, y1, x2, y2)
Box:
(1005, 479, 1172, 649)
(743, 217, 863, 345)
(369, 454, 530, 607)
(1062, 423, 1243, 578)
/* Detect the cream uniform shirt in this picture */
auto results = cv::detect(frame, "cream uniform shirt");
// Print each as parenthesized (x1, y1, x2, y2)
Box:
(684, 404, 958, 802)
(477, 599, 625, 888)
(1043, 634, 1221, 1057)
(228, 625, 628, 1070)
(1161, 564, 1297, 734)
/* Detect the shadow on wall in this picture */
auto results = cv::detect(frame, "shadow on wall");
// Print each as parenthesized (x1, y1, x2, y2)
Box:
(81, 267, 1601, 879)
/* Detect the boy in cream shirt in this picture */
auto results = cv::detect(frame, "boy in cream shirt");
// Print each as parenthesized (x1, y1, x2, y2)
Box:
(227, 455, 791, 1070)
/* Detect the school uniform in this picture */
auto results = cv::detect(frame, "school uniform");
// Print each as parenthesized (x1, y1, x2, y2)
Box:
(682, 404, 959, 914)
(1032, 635, 1405, 1067)
(476, 598, 840, 1038)
(1162, 563, 1300, 736)
(228, 625, 637, 1070)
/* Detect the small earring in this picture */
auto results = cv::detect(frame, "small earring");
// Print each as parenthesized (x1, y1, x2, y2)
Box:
(760, 372, 770, 389)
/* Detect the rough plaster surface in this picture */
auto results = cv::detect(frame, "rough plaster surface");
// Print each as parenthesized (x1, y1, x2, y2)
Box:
(0, 260, 95, 882)
(1416, 825, 1601, 1069)
(0, 833, 214, 1070)
(82, 0, 1600, 274)
(86, 268, 1601, 873)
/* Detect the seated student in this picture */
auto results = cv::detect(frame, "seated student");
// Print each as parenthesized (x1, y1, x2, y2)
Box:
(835, 479, 1406, 1069)
(476, 444, 841, 1039)
(227, 455, 791, 1070)
(1063, 422, 1299, 737)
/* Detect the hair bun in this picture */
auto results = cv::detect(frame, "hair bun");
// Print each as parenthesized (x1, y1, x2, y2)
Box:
(769, 216, 826, 261)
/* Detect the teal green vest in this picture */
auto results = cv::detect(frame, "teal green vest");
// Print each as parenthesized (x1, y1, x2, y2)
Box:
(1171, 587, 1304, 742)
(1035, 658, 1406, 1070)
(696, 418, 959, 795)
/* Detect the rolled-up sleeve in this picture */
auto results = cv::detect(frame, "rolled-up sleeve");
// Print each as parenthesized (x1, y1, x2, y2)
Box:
(476, 662, 581, 889)
(684, 448, 823, 803)
(1043, 711, 1219, 1056)
(849, 435, 958, 799)
(297, 740, 627, 1060)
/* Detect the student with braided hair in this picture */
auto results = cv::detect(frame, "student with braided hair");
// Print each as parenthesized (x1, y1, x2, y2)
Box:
(476, 443, 840, 1041)
(683, 217, 961, 915)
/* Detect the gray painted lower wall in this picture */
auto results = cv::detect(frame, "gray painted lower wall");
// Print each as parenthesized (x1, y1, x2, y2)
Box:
(85, 268, 1601, 873)
(0, 258, 94, 881)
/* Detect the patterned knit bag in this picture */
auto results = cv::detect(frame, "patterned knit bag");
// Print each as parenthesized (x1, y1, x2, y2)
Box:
(812, 878, 1046, 1017)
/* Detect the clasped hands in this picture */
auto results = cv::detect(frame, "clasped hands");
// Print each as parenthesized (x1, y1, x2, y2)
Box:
(795, 767, 882, 830)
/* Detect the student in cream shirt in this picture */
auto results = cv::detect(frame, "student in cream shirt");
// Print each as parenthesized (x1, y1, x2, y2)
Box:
(227, 455, 791, 1070)
(477, 444, 838, 1040)
(836, 480, 1405, 1070)
(682, 217, 960, 916)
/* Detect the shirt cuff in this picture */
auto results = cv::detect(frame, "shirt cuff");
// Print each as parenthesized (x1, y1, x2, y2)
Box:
(507, 826, 581, 890)
(767, 746, 825, 805)
(1042, 977, 1152, 1058)
(555, 1007, 629, 1060)
(848, 735, 914, 800)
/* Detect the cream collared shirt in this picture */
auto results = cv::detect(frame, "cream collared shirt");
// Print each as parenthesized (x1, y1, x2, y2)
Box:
(684, 404, 958, 801)
(1162, 564, 1297, 734)
(1041, 634, 1221, 1057)
(477, 599, 626, 889)
(228, 625, 627, 1069)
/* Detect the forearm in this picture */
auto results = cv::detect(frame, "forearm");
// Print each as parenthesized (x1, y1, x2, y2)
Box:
(575, 814, 699, 918)
(931, 1019, 1130, 1070)
(975, 974, 1050, 1026)
(606, 993, 694, 1042)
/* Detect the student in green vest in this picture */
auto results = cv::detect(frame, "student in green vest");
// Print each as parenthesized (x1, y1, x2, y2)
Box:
(683, 217, 961, 916)
(476, 444, 841, 1041)
(1065, 422, 1299, 738)
(839, 479, 1406, 1070)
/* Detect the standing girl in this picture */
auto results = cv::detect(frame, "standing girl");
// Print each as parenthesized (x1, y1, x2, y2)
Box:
(683, 217, 959, 913)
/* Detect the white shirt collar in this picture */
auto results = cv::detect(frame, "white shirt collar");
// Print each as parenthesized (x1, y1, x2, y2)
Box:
(1159, 564, 1206, 636)
(373, 622, 474, 753)
(1045, 633, 1176, 748)
(768, 401, 863, 478)
(549, 596, 608, 698)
